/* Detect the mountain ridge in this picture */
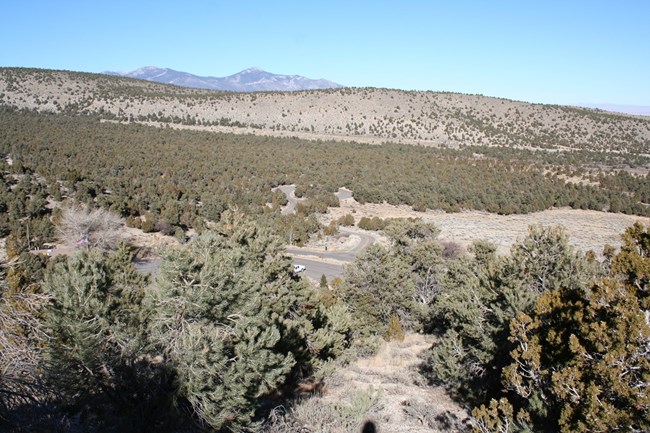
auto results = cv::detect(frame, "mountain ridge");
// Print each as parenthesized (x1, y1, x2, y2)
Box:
(0, 67, 648, 156)
(103, 66, 650, 116)
(103, 66, 344, 92)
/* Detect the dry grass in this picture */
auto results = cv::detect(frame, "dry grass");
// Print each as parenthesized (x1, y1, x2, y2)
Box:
(57, 206, 124, 251)
(0, 238, 6, 264)
(265, 333, 469, 433)
(323, 197, 649, 256)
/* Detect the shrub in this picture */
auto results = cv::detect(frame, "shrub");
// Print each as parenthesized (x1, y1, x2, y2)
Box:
(426, 225, 595, 403)
(343, 244, 415, 334)
(384, 314, 405, 342)
(323, 220, 338, 236)
(140, 218, 155, 233)
(357, 216, 388, 231)
(56, 206, 123, 251)
(474, 223, 650, 433)
(125, 215, 142, 229)
(42, 246, 172, 432)
(154, 219, 174, 236)
(337, 213, 355, 226)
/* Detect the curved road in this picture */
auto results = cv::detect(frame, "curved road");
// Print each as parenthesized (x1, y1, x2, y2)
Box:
(136, 187, 372, 282)
(272, 184, 305, 215)
(272, 185, 373, 281)
(287, 228, 375, 281)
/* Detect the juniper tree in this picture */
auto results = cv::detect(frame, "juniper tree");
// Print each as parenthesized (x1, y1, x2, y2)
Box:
(473, 223, 650, 433)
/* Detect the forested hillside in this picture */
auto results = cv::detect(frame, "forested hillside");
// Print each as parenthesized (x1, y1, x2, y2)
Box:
(2, 67, 649, 152)
(1, 107, 648, 250)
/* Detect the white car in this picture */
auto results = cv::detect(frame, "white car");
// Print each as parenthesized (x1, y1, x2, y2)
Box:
(293, 264, 306, 273)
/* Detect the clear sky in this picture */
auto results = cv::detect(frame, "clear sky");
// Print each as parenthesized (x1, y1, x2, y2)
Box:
(2, 0, 649, 106)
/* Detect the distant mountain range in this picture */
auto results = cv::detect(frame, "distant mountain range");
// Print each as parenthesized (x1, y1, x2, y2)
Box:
(103, 66, 344, 92)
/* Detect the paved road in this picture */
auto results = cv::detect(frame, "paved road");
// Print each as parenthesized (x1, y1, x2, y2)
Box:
(136, 229, 374, 281)
(133, 258, 162, 277)
(135, 254, 350, 282)
(136, 187, 372, 281)
(274, 187, 371, 281)
(273, 184, 305, 215)
(288, 228, 375, 280)
(292, 256, 345, 281)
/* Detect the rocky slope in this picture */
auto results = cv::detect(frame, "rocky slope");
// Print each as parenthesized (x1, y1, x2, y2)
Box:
(265, 333, 470, 433)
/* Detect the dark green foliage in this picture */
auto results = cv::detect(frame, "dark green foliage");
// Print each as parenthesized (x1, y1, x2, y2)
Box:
(147, 211, 352, 431)
(611, 221, 650, 309)
(426, 253, 500, 399)
(499, 224, 595, 298)
(3, 212, 353, 432)
(273, 213, 321, 246)
(343, 244, 415, 334)
(336, 213, 355, 226)
(426, 225, 596, 403)
(384, 314, 405, 342)
(343, 220, 448, 335)
(295, 186, 340, 215)
(43, 245, 177, 433)
(1, 107, 647, 236)
(357, 216, 389, 231)
(384, 218, 441, 252)
(0, 262, 65, 433)
(6, 251, 48, 292)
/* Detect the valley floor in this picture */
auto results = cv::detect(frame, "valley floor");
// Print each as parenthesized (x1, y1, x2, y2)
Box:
(324, 197, 649, 255)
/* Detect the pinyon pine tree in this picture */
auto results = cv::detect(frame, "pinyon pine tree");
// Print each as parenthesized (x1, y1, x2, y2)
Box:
(43, 244, 171, 432)
(147, 211, 351, 432)
(427, 225, 595, 403)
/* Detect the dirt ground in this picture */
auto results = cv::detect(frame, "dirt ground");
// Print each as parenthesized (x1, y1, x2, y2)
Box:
(287, 333, 469, 433)
(25, 226, 180, 261)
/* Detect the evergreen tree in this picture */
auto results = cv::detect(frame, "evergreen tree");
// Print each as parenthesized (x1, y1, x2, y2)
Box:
(43, 245, 173, 432)
(427, 226, 595, 403)
(343, 244, 415, 334)
(147, 210, 350, 431)
(473, 223, 650, 432)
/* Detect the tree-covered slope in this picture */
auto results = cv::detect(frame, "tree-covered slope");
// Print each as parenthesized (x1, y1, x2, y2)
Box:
(2, 108, 648, 229)
(1, 67, 649, 153)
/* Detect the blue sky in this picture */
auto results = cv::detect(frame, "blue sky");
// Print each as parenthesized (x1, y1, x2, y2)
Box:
(2, 0, 649, 106)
